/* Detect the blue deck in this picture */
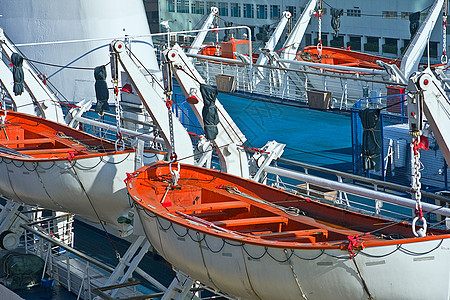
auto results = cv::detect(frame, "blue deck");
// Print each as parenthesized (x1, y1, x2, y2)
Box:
(174, 86, 353, 170)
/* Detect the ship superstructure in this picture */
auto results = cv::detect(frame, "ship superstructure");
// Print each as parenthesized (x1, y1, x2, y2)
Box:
(150, 0, 446, 63)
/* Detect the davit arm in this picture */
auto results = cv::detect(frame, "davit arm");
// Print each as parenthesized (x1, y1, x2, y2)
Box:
(408, 68, 450, 166)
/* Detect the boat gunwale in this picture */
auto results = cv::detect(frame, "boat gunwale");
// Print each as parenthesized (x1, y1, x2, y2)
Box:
(0, 110, 137, 161)
(298, 45, 400, 66)
(296, 45, 401, 75)
(129, 162, 450, 251)
(0, 148, 136, 162)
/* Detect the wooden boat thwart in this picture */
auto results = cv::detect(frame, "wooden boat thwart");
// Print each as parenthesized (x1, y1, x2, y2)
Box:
(129, 162, 450, 300)
(0, 110, 140, 236)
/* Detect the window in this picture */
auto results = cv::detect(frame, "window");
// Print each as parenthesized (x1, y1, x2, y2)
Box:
(231, 3, 241, 17)
(219, 2, 228, 16)
(248, 26, 255, 40)
(382, 38, 398, 54)
(347, 9, 361, 17)
(305, 33, 312, 46)
(330, 35, 344, 48)
(364, 36, 379, 52)
(314, 34, 328, 46)
(423, 41, 438, 58)
(382, 11, 398, 19)
(168, 0, 175, 12)
(270, 5, 280, 19)
(176, 0, 189, 13)
(207, 1, 217, 11)
(256, 5, 267, 19)
(191, 1, 205, 14)
(401, 39, 410, 54)
(348, 36, 361, 51)
(244, 4, 254, 18)
(286, 6, 296, 20)
(401, 12, 410, 20)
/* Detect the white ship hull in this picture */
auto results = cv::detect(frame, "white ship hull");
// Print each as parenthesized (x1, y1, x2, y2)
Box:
(0, 0, 159, 103)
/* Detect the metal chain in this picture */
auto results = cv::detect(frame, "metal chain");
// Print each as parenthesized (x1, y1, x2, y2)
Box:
(411, 136, 427, 237)
(413, 139, 422, 206)
(316, 1, 323, 58)
(215, 15, 220, 55)
(162, 57, 178, 185)
(442, 14, 448, 64)
(166, 91, 177, 162)
(0, 93, 6, 124)
(114, 80, 124, 151)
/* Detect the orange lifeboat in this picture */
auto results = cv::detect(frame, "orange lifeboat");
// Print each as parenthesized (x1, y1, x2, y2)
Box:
(0, 110, 151, 236)
(297, 45, 401, 70)
(128, 161, 450, 300)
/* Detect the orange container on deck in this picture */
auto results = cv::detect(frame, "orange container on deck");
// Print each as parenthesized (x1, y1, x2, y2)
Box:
(221, 38, 250, 59)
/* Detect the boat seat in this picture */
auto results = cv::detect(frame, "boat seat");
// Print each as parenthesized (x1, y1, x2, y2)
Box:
(213, 216, 288, 227)
(1, 138, 55, 146)
(18, 148, 85, 155)
(256, 229, 329, 243)
(190, 211, 230, 220)
(29, 129, 87, 150)
(169, 201, 251, 214)
(254, 228, 328, 238)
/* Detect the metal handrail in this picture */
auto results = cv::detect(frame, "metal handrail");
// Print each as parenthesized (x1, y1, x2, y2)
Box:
(277, 157, 450, 204)
(264, 165, 450, 217)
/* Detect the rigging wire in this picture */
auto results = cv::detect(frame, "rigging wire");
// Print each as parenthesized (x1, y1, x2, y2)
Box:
(47, 44, 109, 80)
(23, 58, 98, 70)
(124, 44, 165, 91)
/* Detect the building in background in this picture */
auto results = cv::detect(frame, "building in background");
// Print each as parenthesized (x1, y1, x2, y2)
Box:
(144, 0, 447, 63)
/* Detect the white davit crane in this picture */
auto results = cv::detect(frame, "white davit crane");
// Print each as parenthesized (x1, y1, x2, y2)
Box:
(187, 6, 219, 56)
(0, 28, 65, 123)
(256, 11, 292, 66)
(109, 40, 195, 164)
(408, 67, 450, 166)
(165, 44, 250, 178)
(280, 0, 318, 61)
(401, 0, 444, 79)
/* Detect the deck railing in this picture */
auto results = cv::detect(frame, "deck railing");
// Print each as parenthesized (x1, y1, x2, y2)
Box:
(187, 52, 407, 111)
(264, 158, 450, 229)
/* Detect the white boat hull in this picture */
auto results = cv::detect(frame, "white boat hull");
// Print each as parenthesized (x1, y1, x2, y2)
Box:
(136, 208, 450, 300)
(0, 153, 136, 235)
